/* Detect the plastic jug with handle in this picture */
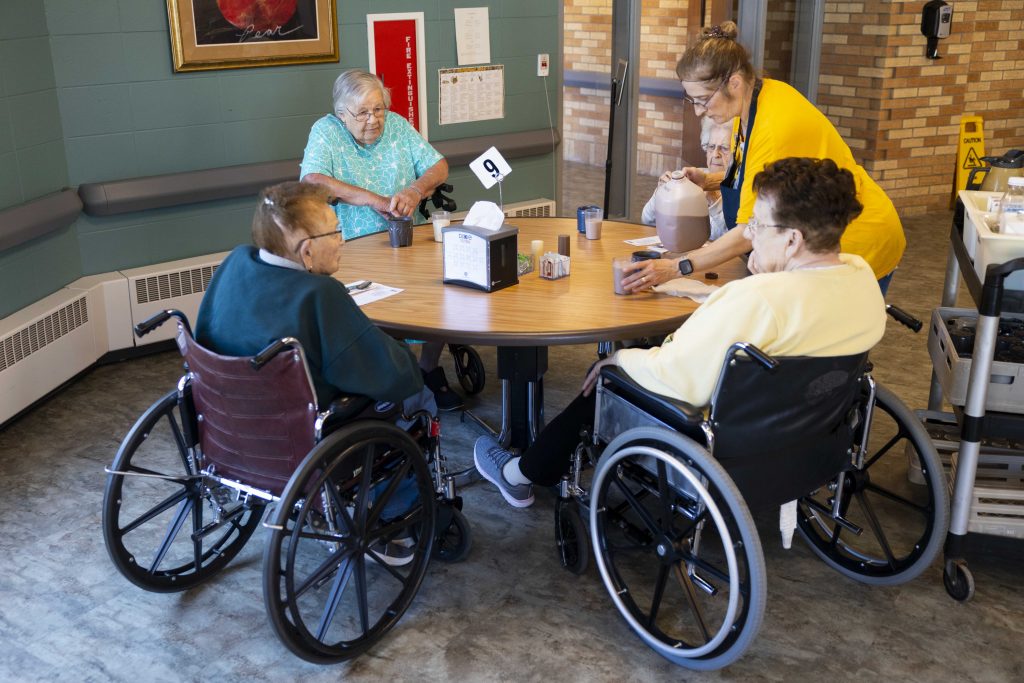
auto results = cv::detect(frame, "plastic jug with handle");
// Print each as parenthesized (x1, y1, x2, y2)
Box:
(967, 149, 1024, 193)
(654, 171, 709, 253)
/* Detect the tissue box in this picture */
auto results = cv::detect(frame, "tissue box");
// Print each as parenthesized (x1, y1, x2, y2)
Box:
(442, 223, 519, 292)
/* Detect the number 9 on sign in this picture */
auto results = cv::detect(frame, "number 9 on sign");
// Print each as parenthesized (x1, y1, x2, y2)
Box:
(470, 146, 513, 189)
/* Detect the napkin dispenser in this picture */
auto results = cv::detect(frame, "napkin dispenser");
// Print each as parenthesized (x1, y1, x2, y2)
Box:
(442, 223, 519, 292)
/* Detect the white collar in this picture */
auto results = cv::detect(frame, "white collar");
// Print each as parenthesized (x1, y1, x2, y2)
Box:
(258, 248, 305, 271)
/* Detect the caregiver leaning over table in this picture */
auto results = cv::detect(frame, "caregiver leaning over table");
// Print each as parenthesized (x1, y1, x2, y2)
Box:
(620, 22, 906, 296)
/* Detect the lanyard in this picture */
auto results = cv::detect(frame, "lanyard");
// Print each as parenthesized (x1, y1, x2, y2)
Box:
(720, 79, 762, 229)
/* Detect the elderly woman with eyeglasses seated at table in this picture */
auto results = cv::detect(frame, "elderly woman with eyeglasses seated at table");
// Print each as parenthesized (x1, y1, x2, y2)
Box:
(196, 181, 430, 417)
(473, 157, 887, 508)
(641, 116, 735, 242)
(300, 68, 460, 411)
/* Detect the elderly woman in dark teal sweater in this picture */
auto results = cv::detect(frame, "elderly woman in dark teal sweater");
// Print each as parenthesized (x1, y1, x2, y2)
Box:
(196, 181, 427, 412)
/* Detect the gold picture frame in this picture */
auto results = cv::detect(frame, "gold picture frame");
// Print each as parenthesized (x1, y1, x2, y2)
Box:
(167, 0, 339, 72)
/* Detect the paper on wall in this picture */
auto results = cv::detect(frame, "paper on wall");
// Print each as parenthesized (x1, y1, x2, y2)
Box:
(454, 7, 491, 65)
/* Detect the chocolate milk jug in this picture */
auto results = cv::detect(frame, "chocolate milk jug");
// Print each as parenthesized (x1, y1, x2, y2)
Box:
(654, 171, 709, 252)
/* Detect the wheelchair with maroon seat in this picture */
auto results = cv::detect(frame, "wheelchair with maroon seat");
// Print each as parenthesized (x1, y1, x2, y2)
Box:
(101, 310, 471, 663)
(553, 307, 948, 669)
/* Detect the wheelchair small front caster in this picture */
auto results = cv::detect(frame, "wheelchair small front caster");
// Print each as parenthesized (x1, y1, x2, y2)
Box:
(449, 344, 485, 394)
(433, 505, 472, 563)
(555, 498, 589, 575)
(943, 559, 975, 602)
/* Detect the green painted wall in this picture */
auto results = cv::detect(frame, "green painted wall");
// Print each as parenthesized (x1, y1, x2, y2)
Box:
(0, 0, 79, 316)
(1, 0, 560, 319)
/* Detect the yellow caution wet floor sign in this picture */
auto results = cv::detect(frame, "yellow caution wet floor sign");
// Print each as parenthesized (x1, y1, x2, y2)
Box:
(954, 116, 985, 202)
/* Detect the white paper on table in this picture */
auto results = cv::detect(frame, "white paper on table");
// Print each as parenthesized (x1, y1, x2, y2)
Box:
(349, 282, 403, 307)
(454, 7, 491, 65)
(624, 236, 663, 248)
(653, 277, 719, 303)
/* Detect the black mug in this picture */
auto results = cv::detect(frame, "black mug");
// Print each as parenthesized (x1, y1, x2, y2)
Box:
(387, 217, 413, 248)
(632, 250, 662, 262)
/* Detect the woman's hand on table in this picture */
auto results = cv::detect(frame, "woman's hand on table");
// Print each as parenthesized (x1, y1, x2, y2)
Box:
(388, 186, 423, 218)
(619, 257, 681, 293)
(582, 355, 619, 397)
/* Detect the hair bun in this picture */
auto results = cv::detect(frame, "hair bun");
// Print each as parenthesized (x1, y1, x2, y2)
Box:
(702, 22, 738, 41)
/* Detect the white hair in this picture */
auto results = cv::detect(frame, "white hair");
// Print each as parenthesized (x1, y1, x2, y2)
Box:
(700, 116, 733, 147)
(331, 69, 391, 117)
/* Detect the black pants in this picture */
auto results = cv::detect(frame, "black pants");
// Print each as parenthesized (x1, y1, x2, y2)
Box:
(518, 392, 596, 487)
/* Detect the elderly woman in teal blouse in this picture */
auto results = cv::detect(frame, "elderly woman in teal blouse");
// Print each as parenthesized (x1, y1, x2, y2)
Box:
(301, 68, 460, 410)
(301, 68, 449, 239)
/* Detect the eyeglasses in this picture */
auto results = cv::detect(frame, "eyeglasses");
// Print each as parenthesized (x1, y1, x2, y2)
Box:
(701, 143, 731, 155)
(344, 105, 387, 122)
(681, 78, 726, 109)
(744, 216, 790, 237)
(295, 230, 341, 254)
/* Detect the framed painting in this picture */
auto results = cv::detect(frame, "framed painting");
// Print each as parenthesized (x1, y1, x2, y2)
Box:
(166, 0, 339, 72)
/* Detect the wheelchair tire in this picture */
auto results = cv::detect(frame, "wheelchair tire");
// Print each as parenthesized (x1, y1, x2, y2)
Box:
(590, 426, 767, 671)
(102, 390, 264, 593)
(262, 420, 436, 664)
(943, 559, 975, 602)
(797, 384, 949, 586)
(433, 505, 472, 563)
(449, 344, 485, 394)
(555, 498, 589, 575)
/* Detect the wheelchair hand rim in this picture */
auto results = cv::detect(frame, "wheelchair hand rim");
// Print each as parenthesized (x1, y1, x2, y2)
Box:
(589, 442, 741, 659)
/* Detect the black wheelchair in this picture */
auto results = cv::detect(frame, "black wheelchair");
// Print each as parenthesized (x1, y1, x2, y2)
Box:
(553, 341, 949, 670)
(102, 310, 472, 663)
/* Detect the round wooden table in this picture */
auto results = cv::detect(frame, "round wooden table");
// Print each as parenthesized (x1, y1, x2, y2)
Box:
(336, 217, 747, 447)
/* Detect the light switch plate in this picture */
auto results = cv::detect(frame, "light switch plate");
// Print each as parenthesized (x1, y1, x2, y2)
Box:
(537, 53, 549, 77)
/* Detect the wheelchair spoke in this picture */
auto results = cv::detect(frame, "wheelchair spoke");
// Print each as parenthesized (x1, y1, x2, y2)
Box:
(862, 432, 900, 471)
(678, 550, 731, 590)
(122, 463, 189, 483)
(646, 562, 671, 628)
(315, 555, 355, 642)
(364, 457, 414, 533)
(864, 482, 931, 515)
(163, 410, 193, 475)
(610, 474, 666, 541)
(191, 488, 204, 569)
(148, 496, 194, 573)
(854, 491, 897, 569)
(120, 487, 190, 536)
(673, 562, 711, 643)
(369, 508, 424, 546)
(354, 551, 370, 634)
(654, 460, 677, 535)
(355, 444, 377, 533)
(292, 543, 358, 600)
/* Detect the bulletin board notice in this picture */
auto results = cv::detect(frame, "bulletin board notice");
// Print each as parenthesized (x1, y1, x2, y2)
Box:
(438, 65, 505, 126)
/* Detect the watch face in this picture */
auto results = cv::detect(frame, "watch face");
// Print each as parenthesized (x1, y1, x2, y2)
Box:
(678, 258, 694, 276)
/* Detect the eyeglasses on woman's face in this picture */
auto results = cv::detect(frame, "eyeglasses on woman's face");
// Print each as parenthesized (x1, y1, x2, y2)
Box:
(744, 216, 790, 238)
(701, 143, 731, 156)
(681, 78, 726, 109)
(294, 229, 341, 254)
(344, 104, 387, 123)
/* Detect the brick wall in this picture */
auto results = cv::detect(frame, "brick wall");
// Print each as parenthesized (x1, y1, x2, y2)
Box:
(565, 0, 1024, 215)
(564, 0, 693, 176)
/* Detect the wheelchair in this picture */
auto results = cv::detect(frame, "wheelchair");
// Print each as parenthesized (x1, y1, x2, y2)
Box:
(101, 310, 472, 663)
(554, 342, 950, 670)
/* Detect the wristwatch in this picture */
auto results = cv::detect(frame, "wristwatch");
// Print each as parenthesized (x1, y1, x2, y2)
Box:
(677, 256, 694, 276)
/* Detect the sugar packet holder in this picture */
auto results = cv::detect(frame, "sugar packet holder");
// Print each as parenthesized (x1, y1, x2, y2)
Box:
(539, 252, 570, 279)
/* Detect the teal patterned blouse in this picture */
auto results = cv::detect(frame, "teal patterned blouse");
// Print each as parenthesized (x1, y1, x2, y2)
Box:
(300, 112, 443, 240)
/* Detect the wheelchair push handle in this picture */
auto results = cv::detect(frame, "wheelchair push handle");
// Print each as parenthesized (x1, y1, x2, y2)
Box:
(885, 305, 922, 333)
(732, 342, 781, 371)
(250, 339, 290, 370)
(133, 309, 192, 338)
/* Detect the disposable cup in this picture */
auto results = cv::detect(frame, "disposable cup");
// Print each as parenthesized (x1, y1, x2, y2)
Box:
(613, 256, 632, 295)
(584, 207, 602, 240)
(431, 210, 450, 242)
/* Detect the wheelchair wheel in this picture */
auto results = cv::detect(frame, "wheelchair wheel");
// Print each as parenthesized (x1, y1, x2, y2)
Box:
(797, 384, 949, 585)
(590, 426, 767, 671)
(433, 505, 472, 563)
(449, 344, 485, 394)
(263, 421, 436, 663)
(555, 498, 589, 575)
(102, 390, 263, 592)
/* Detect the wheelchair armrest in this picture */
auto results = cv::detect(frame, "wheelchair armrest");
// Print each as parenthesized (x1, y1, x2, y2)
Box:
(325, 394, 376, 423)
(600, 366, 703, 426)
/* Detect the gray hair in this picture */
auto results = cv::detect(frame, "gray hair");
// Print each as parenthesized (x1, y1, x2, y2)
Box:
(700, 116, 733, 147)
(332, 69, 391, 117)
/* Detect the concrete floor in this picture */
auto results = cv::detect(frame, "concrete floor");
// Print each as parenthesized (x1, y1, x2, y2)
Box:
(1, 165, 1022, 681)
